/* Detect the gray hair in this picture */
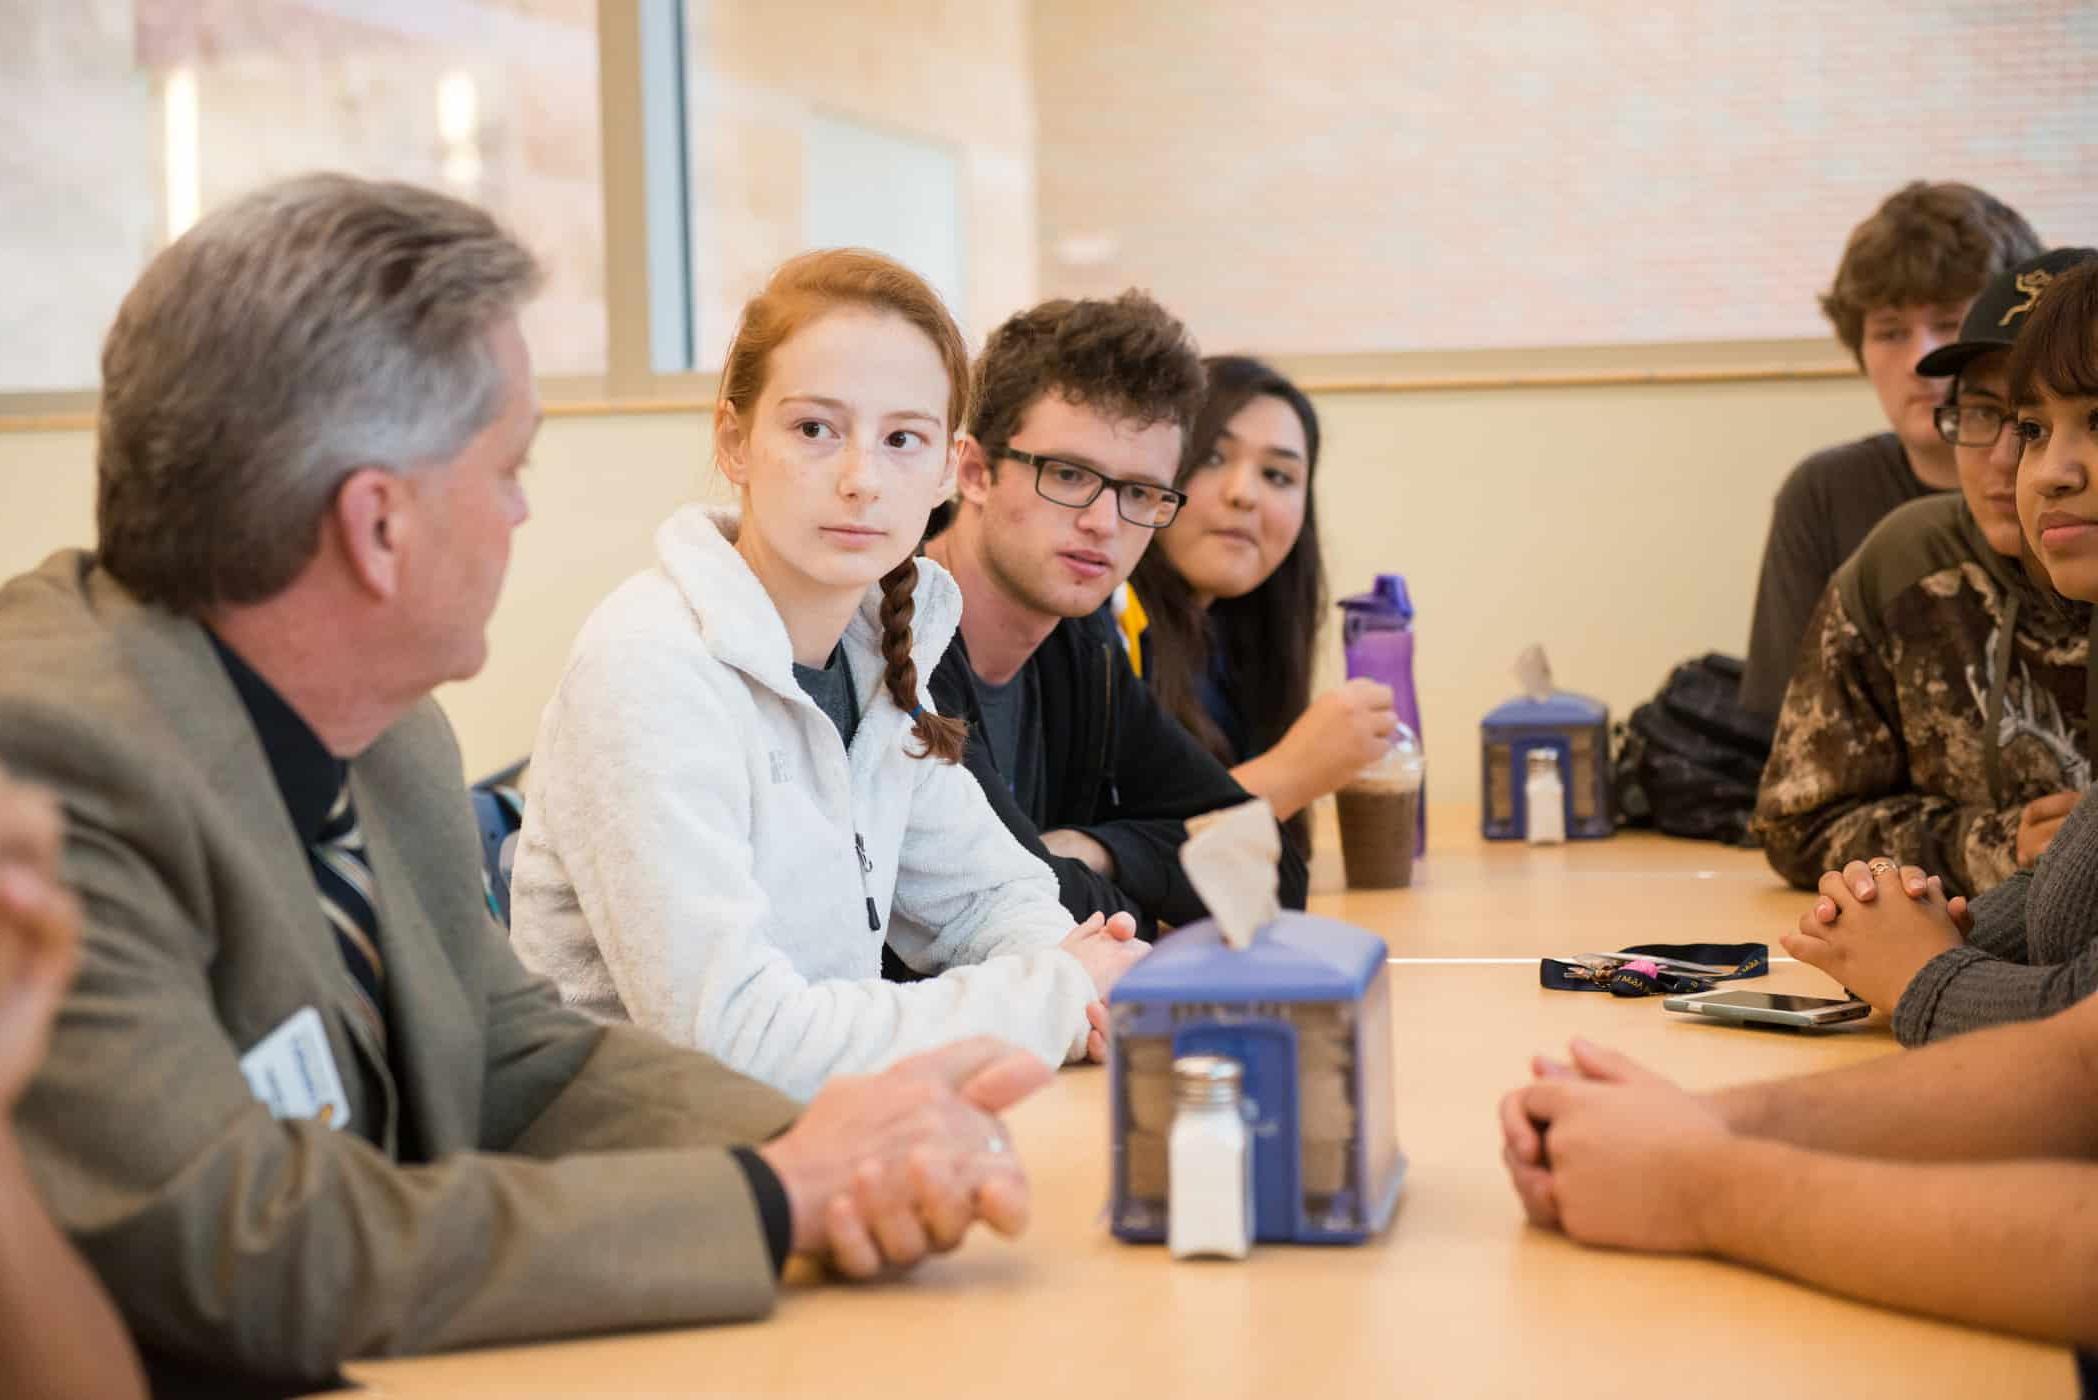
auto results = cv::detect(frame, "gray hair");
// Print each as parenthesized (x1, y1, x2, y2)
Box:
(95, 172, 543, 613)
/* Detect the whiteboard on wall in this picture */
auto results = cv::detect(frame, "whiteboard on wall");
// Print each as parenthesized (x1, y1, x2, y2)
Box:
(802, 113, 966, 326)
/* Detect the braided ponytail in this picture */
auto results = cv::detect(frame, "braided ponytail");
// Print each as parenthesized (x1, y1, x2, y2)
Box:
(879, 558, 967, 762)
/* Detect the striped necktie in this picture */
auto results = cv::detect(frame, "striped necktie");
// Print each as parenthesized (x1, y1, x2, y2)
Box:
(310, 781, 387, 1046)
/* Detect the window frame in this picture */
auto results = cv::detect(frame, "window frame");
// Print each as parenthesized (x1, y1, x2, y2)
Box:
(0, 0, 1855, 435)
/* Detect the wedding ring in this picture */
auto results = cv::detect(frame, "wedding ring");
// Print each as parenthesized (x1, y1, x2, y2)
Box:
(1867, 858, 1897, 875)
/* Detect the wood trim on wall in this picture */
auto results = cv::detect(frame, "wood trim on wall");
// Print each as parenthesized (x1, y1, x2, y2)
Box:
(1298, 360, 1858, 394)
(0, 354, 1860, 436)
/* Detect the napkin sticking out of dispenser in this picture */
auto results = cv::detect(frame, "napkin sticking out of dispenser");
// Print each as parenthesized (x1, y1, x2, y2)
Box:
(1181, 798, 1281, 950)
(1108, 800, 1406, 1246)
(1513, 642, 1554, 701)
(1482, 644, 1616, 842)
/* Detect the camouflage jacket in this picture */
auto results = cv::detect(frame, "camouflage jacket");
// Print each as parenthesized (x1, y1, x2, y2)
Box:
(1754, 493, 2098, 897)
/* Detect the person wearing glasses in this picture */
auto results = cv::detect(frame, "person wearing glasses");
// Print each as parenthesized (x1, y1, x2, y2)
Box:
(1117, 356, 1394, 859)
(920, 295, 1309, 944)
(7, 193, 1079, 1394)
(1501, 274, 2098, 1384)
(1772, 258, 2098, 1048)
(1754, 250, 2098, 917)
(511, 252, 1147, 1101)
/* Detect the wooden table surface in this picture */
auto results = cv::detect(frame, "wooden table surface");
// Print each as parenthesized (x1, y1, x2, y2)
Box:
(340, 812, 2075, 1398)
(1307, 805, 1807, 957)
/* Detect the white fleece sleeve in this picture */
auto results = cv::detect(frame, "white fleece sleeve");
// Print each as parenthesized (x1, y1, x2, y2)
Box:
(533, 634, 1091, 1102)
(889, 754, 1082, 964)
(884, 748, 1098, 1041)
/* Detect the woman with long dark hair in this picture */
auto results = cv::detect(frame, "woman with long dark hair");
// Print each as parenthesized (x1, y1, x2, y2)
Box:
(1121, 356, 1396, 847)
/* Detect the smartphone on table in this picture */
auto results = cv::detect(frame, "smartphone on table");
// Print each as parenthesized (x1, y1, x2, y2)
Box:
(1661, 990, 1870, 1029)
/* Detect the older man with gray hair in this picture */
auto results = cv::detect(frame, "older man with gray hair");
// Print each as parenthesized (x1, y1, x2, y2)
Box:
(0, 174, 1048, 1396)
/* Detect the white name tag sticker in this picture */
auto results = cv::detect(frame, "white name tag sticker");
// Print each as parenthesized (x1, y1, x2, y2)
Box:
(239, 1006, 353, 1132)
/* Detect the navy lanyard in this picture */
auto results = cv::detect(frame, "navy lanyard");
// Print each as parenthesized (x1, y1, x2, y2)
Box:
(1540, 942, 1769, 997)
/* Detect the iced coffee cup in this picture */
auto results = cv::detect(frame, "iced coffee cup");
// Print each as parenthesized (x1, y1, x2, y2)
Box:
(1336, 727, 1425, 890)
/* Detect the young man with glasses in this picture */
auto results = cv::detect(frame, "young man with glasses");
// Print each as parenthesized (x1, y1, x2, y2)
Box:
(1755, 250, 2098, 908)
(919, 293, 1309, 942)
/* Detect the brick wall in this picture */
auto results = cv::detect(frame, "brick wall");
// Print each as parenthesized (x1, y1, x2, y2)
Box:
(1032, 0, 2098, 355)
(2, 0, 602, 390)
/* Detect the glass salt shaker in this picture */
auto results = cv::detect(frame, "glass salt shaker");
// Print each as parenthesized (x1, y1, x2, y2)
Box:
(1168, 1054, 1252, 1260)
(1525, 748, 1566, 846)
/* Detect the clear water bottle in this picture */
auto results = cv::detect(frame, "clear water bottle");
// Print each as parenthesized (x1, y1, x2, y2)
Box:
(1336, 723, 1425, 889)
(1339, 575, 1424, 856)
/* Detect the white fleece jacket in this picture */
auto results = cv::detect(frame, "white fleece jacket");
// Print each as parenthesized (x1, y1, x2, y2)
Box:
(509, 505, 1095, 1100)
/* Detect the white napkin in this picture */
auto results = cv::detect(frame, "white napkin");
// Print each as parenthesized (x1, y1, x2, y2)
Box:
(1513, 644, 1555, 702)
(1181, 798, 1282, 950)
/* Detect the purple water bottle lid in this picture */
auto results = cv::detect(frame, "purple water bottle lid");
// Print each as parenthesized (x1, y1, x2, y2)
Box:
(1339, 573, 1415, 625)
(1373, 574, 1414, 621)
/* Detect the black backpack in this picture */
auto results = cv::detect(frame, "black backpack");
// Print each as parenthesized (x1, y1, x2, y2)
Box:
(1614, 654, 1771, 846)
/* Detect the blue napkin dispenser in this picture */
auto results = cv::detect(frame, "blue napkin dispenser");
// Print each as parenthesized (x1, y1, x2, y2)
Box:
(1480, 690, 1615, 841)
(1107, 912, 1405, 1244)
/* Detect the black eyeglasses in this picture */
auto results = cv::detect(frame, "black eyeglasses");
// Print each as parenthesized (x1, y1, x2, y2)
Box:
(1935, 401, 2016, 448)
(1001, 447, 1187, 529)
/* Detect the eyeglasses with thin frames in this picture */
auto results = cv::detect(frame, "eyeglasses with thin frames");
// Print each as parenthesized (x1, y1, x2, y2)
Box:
(1001, 447, 1188, 529)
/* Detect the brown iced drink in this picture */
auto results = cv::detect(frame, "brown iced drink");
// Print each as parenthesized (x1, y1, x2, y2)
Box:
(1336, 780, 1420, 889)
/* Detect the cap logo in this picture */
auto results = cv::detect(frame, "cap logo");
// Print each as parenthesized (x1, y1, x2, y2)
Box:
(2000, 269, 2055, 327)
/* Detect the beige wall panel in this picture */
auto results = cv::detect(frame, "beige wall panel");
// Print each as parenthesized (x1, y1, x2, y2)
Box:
(1, 376, 1882, 782)
(1304, 376, 1882, 762)
(0, 429, 99, 583)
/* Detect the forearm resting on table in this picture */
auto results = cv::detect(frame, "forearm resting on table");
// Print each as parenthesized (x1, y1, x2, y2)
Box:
(1696, 1137, 2098, 1346)
(1709, 1001, 2098, 1161)
(1229, 751, 1318, 823)
(0, 1129, 145, 1400)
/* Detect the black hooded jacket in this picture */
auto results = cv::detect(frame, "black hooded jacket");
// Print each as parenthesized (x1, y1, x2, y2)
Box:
(922, 605, 1309, 940)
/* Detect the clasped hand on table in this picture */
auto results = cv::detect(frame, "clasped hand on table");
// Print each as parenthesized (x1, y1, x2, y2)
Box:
(1786, 857, 1973, 1013)
(763, 910, 1143, 1282)
(1493, 848, 1975, 1256)
(1497, 1038, 1730, 1254)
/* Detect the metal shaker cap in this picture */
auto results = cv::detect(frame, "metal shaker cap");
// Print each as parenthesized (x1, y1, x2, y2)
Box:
(1172, 1054, 1244, 1106)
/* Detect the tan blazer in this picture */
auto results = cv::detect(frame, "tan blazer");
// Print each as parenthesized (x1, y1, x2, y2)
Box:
(0, 553, 800, 1388)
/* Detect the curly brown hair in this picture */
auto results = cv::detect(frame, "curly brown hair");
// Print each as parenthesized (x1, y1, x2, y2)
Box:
(966, 290, 1204, 460)
(1820, 181, 2041, 362)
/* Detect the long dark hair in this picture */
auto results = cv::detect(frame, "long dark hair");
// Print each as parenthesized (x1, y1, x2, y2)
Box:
(1131, 356, 1325, 828)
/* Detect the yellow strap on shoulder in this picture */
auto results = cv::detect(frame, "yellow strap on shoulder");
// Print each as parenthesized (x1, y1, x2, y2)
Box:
(1113, 586, 1149, 676)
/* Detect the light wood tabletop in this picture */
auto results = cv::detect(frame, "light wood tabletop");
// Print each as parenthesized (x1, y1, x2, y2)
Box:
(1307, 803, 1806, 958)
(340, 813, 2076, 1398)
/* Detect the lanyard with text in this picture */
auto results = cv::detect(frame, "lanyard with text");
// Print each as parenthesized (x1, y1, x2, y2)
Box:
(1540, 942, 1769, 998)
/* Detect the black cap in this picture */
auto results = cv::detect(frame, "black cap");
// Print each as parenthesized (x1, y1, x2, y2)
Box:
(1916, 247, 2098, 379)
